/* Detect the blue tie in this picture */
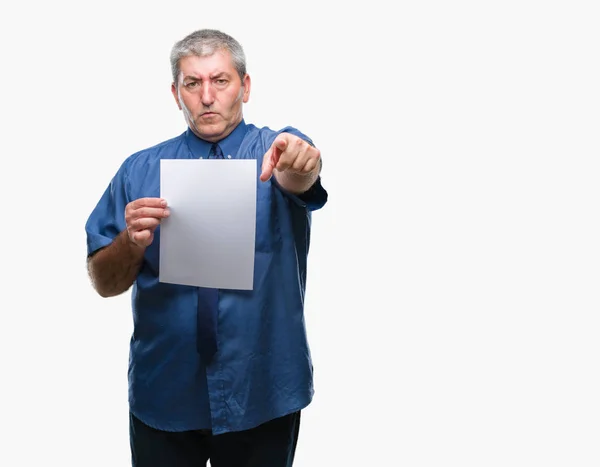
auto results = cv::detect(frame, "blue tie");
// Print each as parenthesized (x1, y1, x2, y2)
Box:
(209, 143, 224, 159)
(196, 286, 218, 363)
(196, 143, 224, 363)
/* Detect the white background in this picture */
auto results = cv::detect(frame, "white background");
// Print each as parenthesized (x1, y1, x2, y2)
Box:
(1, 1, 599, 466)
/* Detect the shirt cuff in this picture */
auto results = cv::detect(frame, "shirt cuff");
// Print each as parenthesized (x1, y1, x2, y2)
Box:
(271, 175, 328, 211)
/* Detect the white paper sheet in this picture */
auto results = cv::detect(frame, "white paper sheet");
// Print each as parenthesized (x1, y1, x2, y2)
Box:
(158, 159, 257, 290)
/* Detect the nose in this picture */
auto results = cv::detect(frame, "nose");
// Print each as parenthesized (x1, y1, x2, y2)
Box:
(200, 82, 215, 106)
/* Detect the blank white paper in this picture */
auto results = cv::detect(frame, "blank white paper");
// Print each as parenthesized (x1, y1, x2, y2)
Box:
(159, 159, 257, 290)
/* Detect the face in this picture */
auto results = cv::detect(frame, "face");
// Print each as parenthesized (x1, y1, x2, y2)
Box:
(171, 50, 251, 142)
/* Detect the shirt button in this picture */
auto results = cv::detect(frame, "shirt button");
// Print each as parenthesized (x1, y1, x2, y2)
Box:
(200, 156, 203, 159)
(227, 155, 232, 159)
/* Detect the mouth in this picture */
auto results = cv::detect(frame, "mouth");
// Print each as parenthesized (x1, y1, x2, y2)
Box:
(201, 112, 217, 118)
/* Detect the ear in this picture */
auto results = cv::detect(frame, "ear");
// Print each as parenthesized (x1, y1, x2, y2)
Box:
(242, 74, 251, 103)
(171, 83, 182, 110)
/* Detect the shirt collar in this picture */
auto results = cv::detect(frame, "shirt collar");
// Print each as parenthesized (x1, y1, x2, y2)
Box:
(185, 119, 248, 159)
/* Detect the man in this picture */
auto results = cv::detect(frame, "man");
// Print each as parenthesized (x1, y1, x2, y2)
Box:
(85, 29, 327, 467)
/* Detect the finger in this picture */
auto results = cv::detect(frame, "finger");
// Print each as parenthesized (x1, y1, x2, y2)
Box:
(275, 150, 294, 171)
(260, 166, 273, 182)
(301, 157, 319, 174)
(290, 147, 310, 172)
(129, 217, 162, 232)
(260, 153, 274, 182)
(260, 143, 273, 172)
(131, 229, 154, 247)
(275, 135, 308, 172)
(270, 135, 289, 170)
(129, 197, 168, 211)
(260, 145, 280, 182)
(296, 146, 320, 173)
(129, 206, 170, 221)
(273, 135, 288, 152)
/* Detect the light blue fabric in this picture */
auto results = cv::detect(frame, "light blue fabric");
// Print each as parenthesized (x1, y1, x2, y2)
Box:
(85, 120, 328, 434)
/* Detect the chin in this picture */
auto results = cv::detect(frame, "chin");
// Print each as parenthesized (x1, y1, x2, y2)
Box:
(197, 122, 228, 139)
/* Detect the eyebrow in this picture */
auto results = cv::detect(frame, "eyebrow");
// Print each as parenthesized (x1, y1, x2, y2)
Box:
(210, 72, 230, 79)
(182, 72, 231, 81)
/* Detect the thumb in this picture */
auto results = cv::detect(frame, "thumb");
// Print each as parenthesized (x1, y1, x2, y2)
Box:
(273, 136, 288, 152)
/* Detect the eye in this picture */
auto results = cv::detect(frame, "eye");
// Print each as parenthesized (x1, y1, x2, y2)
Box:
(185, 81, 198, 88)
(215, 79, 228, 86)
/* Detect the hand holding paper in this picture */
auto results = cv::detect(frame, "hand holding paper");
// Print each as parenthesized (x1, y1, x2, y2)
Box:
(125, 197, 170, 247)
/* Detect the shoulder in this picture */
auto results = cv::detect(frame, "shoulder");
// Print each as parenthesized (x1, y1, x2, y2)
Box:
(245, 124, 314, 149)
(120, 132, 187, 174)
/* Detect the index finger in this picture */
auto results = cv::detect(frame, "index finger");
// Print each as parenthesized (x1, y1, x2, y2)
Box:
(260, 151, 275, 182)
(130, 197, 167, 210)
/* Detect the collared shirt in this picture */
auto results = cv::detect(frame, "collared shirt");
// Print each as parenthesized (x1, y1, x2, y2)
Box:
(85, 120, 327, 435)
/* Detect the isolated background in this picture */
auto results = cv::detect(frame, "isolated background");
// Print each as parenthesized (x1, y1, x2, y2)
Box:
(1, 1, 598, 466)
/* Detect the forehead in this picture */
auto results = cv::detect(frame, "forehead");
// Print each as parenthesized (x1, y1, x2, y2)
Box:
(179, 50, 236, 77)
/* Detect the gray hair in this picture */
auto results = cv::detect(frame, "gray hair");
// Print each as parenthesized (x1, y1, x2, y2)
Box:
(170, 29, 247, 86)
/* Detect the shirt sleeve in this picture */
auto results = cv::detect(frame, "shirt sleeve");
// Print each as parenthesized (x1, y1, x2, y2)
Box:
(271, 174, 328, 212)
(271, 128, 329, 212)
(85, 161, 130, 256)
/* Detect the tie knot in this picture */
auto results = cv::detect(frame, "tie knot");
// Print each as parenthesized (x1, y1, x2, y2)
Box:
(210, 143, 224, 159)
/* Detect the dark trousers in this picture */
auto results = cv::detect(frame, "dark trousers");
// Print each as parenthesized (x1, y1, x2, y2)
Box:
(130, 411, 301, 467)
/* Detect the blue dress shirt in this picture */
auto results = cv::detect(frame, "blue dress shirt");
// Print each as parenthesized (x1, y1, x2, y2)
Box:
(85, 120, 328, 435)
